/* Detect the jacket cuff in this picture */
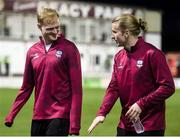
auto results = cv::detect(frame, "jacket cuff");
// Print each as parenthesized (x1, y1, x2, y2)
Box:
(69, 128, 80, 135)
(96, 109, 107, 117)
(136, 100, 145, 112)
(5, 116, 13, 123)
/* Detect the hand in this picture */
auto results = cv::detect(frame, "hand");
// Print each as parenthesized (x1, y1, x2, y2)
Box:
(125, 103, 142, 122)
(87, 116, 105, 134)
(4, 121, 13, 127)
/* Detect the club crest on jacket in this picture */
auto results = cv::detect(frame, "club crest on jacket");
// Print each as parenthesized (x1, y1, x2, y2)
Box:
(56, 50, 63, 58)
(136, 60, 143, 68)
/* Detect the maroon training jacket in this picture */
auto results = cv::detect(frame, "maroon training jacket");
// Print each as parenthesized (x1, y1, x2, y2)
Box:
(98, 37, 175, 131)
(5, 35, 82, 134)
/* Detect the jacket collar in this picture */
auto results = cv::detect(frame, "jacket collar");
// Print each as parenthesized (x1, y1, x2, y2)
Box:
(124, 37, 144, 53)
(39, 33, 65, 47)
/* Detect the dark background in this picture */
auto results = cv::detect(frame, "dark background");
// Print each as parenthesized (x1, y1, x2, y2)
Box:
(4, 0, 179, 52)
(75, 0, 180, 53)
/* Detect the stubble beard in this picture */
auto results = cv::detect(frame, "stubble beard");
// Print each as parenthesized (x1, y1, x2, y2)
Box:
(117, 41, 125, 47)
(49, 34, 58, 41)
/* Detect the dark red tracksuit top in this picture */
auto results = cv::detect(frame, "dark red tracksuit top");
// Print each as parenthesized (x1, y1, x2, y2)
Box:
(98, 37, 175, 131)
(5, 35, 82, 134)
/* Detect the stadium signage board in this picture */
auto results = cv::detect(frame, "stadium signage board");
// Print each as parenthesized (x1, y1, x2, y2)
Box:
(37, 1, 134, 19)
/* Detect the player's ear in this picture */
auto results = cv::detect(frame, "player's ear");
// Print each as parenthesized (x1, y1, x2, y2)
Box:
(125, 29, 129, 36)
(124, 29, 129, 38)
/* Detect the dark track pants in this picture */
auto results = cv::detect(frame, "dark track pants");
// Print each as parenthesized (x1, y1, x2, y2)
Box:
(31, 118, 70, 136)
(117, 127, 164, 136)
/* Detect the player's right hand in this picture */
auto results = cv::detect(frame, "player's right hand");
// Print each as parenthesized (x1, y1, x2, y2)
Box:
(4, 121, 13, 127)
(87, 116, 105, 134)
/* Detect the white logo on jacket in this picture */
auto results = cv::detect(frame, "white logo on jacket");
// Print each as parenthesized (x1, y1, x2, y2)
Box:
(118, 63, 123, 69)
(32, 53, 39, 60)
(136, 60, 143, 68)
(56, 50, 63, 58)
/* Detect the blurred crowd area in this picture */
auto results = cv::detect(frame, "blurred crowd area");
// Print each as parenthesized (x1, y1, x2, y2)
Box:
(0, 55, 10, 76)
(166, 53, 180, 78)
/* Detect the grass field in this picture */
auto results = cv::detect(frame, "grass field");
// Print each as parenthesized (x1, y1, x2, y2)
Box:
(0, 88, 180, 136)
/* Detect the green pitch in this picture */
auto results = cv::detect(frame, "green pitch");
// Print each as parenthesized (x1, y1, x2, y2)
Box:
(0, 88, 179, 136)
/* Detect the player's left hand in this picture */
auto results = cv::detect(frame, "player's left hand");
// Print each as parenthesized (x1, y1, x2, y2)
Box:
(87, 116, 105, 134)
(125, 103, 142, 122)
